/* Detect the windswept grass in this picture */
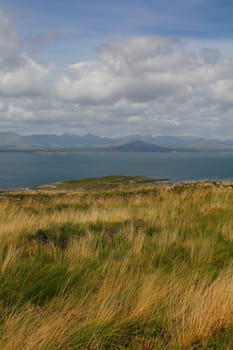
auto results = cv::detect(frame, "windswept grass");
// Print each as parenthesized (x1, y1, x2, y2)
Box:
(0, 178, 232, 349)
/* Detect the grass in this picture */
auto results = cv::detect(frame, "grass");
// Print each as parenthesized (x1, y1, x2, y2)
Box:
(51, 175, 148, 190)
(0, 177, 232, 349)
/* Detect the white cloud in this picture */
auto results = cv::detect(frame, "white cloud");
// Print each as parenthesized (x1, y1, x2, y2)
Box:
(56, 36, 233, 110)
(56, 37, 187, 104)
(0, 55, 52, 97)
(52, 36, 233, 137)
(0, 21, 233, 138)
(0, 9, 52, 98)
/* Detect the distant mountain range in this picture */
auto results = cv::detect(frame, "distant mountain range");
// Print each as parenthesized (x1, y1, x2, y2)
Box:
(0, 132, 233, 152)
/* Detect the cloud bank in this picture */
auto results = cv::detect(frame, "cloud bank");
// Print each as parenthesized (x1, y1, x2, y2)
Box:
(56, 36, 233, 106)
(0, 8, 233, 137)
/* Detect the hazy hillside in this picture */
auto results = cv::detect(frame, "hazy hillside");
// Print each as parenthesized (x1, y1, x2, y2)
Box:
(0, 132, 233, 151)
(154, 136, 232, 150)
(0, 133, 115, 150)
(104, 140, 170, 152)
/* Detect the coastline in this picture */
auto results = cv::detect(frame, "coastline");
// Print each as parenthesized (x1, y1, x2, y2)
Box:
(1, 176, 233, 194)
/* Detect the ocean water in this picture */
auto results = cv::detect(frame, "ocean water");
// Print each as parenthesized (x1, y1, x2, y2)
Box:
(0, 151, 233, 189)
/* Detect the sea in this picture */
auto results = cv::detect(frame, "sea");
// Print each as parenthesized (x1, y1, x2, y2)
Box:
(0, 151, 233, 189)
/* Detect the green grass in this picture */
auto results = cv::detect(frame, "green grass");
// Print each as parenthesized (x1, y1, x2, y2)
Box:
(54, 175, 148, 189)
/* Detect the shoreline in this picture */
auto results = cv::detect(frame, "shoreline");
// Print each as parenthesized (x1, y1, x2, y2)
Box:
(1, 177, 233, 194)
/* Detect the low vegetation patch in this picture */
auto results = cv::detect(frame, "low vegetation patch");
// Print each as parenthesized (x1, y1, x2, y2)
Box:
(52, 175, 148, 190)
(0, 177, 232, 349)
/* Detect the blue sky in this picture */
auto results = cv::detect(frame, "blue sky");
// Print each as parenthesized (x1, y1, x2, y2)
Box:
(1, 0, 233, 65)
(0, 1, 232, 137)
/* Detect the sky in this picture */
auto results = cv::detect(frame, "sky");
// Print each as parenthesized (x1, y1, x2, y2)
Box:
(0, 0, 232, 138)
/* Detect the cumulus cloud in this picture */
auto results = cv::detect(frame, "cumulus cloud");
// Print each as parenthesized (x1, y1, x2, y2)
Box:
(56, 37, 186, 104)
(56, 36, 233, 109)
(0, 55, 52, 97)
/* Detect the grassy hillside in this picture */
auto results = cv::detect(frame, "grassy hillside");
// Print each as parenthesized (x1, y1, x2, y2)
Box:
(0, 178, 232, 349)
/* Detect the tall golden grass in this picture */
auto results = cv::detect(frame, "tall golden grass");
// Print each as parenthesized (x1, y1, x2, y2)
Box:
(0, 182, 232, 349)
